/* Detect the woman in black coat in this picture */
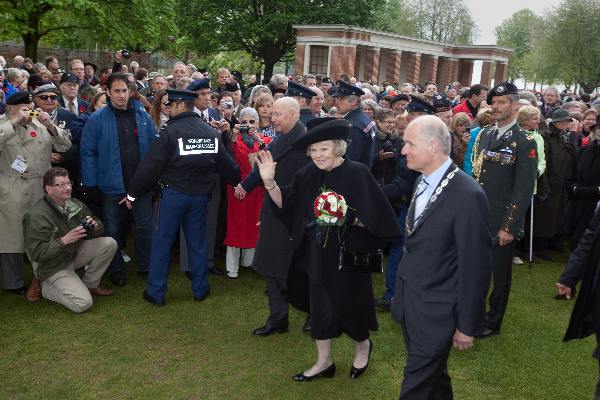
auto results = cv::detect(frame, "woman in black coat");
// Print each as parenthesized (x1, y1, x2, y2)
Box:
(255, 119, 400, 381)
(564, 121, 600, 250)
(556, 204, 600, 398)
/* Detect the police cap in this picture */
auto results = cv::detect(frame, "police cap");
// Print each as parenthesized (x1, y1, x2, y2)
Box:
(165, 89, 198, 106)
(286, 81, 317, 99)
(406, 96, 435, 115)
(187, 78, 211, 92)
(332, 80, 364, 98)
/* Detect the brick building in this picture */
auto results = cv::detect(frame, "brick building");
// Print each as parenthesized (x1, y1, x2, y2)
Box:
(293, 25, 511, 88)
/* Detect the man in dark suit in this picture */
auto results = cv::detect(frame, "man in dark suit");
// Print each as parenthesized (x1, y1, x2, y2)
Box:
(472, 82, 538, 338)
(58, 73, 89, 116)
(391, 115, 491, 399)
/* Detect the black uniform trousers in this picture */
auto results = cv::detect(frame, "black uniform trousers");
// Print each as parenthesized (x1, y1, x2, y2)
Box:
(399, 323, 453, 400)
(266, 276, 289, 327)
(484, 241, 514, 330)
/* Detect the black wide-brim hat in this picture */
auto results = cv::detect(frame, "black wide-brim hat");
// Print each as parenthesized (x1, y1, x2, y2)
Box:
(293, 118, 350, 150)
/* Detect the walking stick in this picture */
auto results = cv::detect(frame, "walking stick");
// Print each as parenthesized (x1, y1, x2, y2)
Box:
(529, 196, 534, 269)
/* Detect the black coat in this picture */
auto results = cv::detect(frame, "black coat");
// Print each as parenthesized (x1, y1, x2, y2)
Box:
(559, 205, 600, 358)
(391, 164, 491, 350)
(344, 107, 376, 168)
(247, 122, 310, 279)
(564, 141, 600, 249)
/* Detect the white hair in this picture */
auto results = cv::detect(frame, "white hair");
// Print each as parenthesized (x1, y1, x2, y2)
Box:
(409, 115, 451, 155)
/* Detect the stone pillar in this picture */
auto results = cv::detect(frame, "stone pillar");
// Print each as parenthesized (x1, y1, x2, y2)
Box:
(329, 45, 343, 81)
(458, 60, 474, 86)
(437, 58, 460, 88)
(363, 47, 381, 84)
(480, 61, 493, 87)
(495, 62, 507, 84)
(345, 46, 357, 78)
(295, 44, 305, 76)
(386, 50, 402, 84)
(404, 52, 421, 84)
(422, 55, 439, 83)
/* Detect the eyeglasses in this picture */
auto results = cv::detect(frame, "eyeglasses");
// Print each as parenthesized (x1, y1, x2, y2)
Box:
(37, 94, 58, 101)
(240, 119, 256, 125)
(50, 181, 73, 189)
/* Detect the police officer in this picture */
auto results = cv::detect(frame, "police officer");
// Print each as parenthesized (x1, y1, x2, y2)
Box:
(124, 89, 240, 306)
(472, 82, 537, 337)
(286, 81, 317, 126)
(332, 80, 376, 167)
(405, 95, 436, 123)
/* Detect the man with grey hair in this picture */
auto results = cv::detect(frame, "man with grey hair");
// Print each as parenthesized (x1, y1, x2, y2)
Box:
(269, 74, 288, 92)
(392, 115, 491, 399)
(540, 86, 561, 118)
(472, 82, 537, 338)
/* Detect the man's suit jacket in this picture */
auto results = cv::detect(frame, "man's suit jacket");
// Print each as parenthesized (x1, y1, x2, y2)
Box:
(58, 96, 89, 116)
(391, 163, 491, 353)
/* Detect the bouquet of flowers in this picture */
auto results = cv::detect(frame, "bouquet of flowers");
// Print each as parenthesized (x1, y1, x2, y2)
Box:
(313, 187, 349, 246)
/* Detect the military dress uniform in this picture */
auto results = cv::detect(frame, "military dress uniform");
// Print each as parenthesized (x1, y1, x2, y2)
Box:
(126, 90, 240, 305)
(0, 92, 71, 290)
(472, 83, 538, 333)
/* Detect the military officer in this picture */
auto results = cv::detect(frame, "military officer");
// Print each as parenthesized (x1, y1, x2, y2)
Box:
(124, 89, 240, 306)
(472, 82, 538, 338)
(286, 81, 317, 126)
(0, 91, 71, 294)
(332, 80, 376, 167)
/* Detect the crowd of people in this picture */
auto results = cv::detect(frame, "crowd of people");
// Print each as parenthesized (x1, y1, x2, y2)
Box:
(2, 51, 600, 399)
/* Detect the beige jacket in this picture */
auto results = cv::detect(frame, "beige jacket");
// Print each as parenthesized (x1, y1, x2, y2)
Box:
(0, 115, 71, 252)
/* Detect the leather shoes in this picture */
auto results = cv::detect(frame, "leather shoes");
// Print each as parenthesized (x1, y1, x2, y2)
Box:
(375, 298, 391, 310)
(25, 278, 42, 302)
(7, 286, 26, 295)
(350, 339, 372, 379)
(477, 327, 500, 338)
(194, 290, 210, 302)
(302, 316, 312, 333)
(88, 287, 113, 297)
(293, 363, 336, 382)
(208, 266, 225, 276)
(253, 324, 289, 336)
(110, 272, 127, 287)
(143, 290, 165, 306)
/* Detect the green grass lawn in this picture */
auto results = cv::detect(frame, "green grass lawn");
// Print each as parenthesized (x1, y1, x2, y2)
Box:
(1, 252, 596, 400)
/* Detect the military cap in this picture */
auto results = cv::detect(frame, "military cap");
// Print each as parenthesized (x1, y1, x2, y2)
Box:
(390, 93, 410, 105)
(486, 81, 518, 104)
(286, 81, 317, 99)
(60, 73, 79, 85)
(33, 83, 59, 95)
(223, 81, 239, 92)
(165, 89, 198, 106)
(406, 96, 435, 115)
(550, 108, 572, 123)
(6, 91, 33, 106)
(432, 94, 452, 113)
(293, 118, 350, 150)
(186, 78, 211, 91)
(332, 80, 365, 97)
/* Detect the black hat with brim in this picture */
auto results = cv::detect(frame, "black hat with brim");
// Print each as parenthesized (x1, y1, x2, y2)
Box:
(550, 108, 572, 123)
(332, 80, 364, 97)
(293, 118, 350, 150)
(406, 96, 435, 115)
(187, 78, 211, 91)
(390, 93, 410, 105)
(287, 81, 317, 99)
(84, 62, 97, 72)
(165, 89, 198, 106)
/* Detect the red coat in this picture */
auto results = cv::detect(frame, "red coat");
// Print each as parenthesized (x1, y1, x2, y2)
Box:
(224, 134, 272, 248)
(452, 100, 475, 120)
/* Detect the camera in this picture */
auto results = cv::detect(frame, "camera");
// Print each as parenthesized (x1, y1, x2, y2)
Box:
(222, 101, 234, 109)
(79, 218, 94, 232)
(381, 140, 396, 154)
(120, 49, 131, 59)
(27, 110, 39, 118)
(239, 125, 250, 134)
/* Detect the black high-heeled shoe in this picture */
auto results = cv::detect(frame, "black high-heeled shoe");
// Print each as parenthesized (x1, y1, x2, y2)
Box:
(292, 363, 336, 382)
(350, 339, 373, 379)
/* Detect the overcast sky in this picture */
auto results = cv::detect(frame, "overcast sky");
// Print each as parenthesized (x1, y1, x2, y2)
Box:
(464, 0, 563, 45)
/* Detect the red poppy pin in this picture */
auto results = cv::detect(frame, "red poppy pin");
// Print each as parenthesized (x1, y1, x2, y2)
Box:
(134, 128, 139, 137)
(30, 131, 37, 138)
(528, 149, 537, 159)
(79, 105, 85, 113)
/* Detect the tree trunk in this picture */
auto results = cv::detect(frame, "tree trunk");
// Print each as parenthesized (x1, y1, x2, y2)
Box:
(263, 61, 275, 85)
(23, 32, 40, 62)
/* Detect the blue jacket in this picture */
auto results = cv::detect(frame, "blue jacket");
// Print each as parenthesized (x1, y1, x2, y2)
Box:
(80, 101, 156, 196)
(344, 107, 376, 168)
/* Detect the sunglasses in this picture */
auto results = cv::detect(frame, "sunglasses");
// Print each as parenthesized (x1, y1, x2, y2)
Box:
(37, 94, 58, 101)
(240, 119, 256, 125)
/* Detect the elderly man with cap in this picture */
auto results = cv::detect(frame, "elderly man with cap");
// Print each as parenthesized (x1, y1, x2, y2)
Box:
(287, 81, 318, 126)
(433, 94, 454, 127)
(58, 73, 88, 116)
(472, 81, 538, 338)
(0, 91, 71, 295)
(124, 89, 240, 306)
(84, 62, 99, 86)
(390, 94, 410, 116)
(533, 108, 575, 260)
(406, 95, 436, 123)
(332, 80, 376, 167)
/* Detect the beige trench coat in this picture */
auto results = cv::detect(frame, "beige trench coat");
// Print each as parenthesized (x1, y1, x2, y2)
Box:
(0, 115, 71, 253)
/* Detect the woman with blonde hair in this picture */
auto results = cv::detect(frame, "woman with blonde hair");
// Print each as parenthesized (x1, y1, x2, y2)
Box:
(463, 108, 494, 175)
(253, 93, 276, 137)
(248, 85, 272, 108)
(449, 112, 470, 167)
(150, 89, 170, 130)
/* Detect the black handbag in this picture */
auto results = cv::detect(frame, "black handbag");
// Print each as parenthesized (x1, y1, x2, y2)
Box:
(337, 243, 384, 273)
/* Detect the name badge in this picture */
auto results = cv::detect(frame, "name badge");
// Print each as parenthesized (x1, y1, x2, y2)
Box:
(178, 137, 219, 155)
(11, 155, 28, 174)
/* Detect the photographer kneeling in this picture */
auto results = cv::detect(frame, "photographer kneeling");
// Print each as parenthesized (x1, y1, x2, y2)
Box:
(23, 167, 117, 313)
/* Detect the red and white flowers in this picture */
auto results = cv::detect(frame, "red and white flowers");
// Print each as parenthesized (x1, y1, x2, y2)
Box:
(313, 189, 348, 227)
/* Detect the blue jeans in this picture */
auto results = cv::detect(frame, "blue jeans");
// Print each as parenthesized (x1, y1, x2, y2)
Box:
(146, 187, 209, 302)
(382, 205, 408, 301)
(102, 193, 152, 274)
